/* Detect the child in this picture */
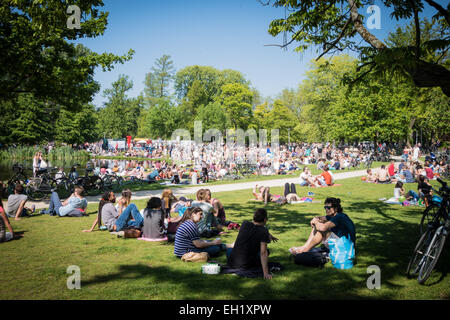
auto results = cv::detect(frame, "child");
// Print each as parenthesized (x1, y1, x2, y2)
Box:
(393, 181, 405, 201)
(383, 181, 405, 204)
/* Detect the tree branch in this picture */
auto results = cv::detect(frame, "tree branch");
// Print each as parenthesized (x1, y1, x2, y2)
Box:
(348, 0, 387, 50)
(316, 18, 352, 60)
(424, 0, 450, 26)
(410, 0, 421, 62)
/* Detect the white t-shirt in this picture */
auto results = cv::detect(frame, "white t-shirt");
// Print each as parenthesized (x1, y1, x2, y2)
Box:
(300, 172, 308, 184)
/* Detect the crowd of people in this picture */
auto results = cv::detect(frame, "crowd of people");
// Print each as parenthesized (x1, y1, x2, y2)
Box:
(2, 140, 448, 280)
(85, 140, 418, 185)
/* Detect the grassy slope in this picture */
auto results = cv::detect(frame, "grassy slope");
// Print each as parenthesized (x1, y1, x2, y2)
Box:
(1, 177, 448, 300)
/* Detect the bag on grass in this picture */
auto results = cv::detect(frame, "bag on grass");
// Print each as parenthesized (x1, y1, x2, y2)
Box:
(181, 251, 209, 262)
(294, 246, 329, 268)
(124, 227, 142, 238)
(328, 235, 355, 269)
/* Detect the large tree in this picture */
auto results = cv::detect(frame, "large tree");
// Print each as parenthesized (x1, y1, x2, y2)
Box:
(264, 0, 450, 96)
(97, 75, 143, 139)
(0, 0, 134, 109)
(143, 55, 175, 105)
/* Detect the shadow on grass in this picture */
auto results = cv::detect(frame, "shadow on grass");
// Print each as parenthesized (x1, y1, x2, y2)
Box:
(80, 262, 394, 299)
(75, 197, 449, 298)
(347, 200, 450, 287)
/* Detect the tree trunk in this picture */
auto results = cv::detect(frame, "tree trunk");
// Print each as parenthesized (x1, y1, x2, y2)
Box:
(407, 117, 416, 147)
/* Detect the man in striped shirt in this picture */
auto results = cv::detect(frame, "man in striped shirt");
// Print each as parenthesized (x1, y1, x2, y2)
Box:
(174, 207, 225, 258)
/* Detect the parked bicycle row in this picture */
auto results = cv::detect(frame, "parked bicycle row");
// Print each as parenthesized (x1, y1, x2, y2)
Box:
(0, 163, 152, 201)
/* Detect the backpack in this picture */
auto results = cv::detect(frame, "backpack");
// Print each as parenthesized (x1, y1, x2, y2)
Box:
(294, 246, 329, 267)
(328, 235, 355, 269)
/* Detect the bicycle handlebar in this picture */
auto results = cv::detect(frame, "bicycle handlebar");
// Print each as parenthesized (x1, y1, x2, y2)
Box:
(436, 177, 449, 195)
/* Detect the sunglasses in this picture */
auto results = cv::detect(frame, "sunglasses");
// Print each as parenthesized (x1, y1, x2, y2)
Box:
(324, 206, 333, 210)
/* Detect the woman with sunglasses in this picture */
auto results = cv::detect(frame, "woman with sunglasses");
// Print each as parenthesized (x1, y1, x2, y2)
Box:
(289, 197, 356, 257)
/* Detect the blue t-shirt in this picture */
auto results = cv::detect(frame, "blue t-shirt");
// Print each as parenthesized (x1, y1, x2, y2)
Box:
(326, 212, 356, 244)
(402, 169, 415, 183)
(174, 220, 200, 257)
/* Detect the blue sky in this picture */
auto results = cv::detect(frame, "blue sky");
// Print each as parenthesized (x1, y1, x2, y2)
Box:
(76, 0, 445, 107)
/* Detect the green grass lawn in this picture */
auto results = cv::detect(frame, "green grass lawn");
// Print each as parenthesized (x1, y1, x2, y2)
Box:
(1, 176, 448, 300)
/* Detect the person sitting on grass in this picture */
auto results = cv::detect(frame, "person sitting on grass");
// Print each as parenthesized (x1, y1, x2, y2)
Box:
(191, 189, 223, 237)
(205, 189, 228, 226)
(142, 197, 167, 240)
(6, 184, 34, 221)
(383, 181, 406, 204)
(376, 165, 391, 184)
(299, 167, 320, 187)
(161, 189, 177, 218)
(82, 191, 111, 232)
(224, 208, 279, 279)
(365, 169, 377, 183)
(174, 207, 227, 258)
(100, 191, 143, 232)
(116, 189, 132, 215)
(289, 197, 356, 256)
(40, 187, 87, 217)
(0, 198, 23, 242)
(318, 166, 333, 187)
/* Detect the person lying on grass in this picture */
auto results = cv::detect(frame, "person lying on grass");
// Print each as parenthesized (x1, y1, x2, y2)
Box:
(225, 208, 279, 280)
(252, 185, 287, 205)
(174, 207, 230, 258)
(40, 187, 87, 217)
(289, 197, 356, 256)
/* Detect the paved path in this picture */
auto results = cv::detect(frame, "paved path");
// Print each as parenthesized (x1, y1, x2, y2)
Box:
(16, 167, 376, 210)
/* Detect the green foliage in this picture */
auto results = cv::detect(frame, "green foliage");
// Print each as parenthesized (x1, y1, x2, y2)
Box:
(55, 104, 99, 145)
(138, 99, 183, 139)
(143, 55, 175, 105)
(0, 0, 134, 109)
(216, 83, 253, 130)
(195, 101, 229, 136)
(265, 0, 450, 95)
(97, 75, 143, 139)
(267, 100, 298, 144)
(9, 94, 55, 145)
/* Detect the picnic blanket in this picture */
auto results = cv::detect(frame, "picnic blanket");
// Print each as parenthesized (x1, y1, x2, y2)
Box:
(137, 237, 168, 242)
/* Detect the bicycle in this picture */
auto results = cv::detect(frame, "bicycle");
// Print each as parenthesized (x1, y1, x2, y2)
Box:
(5, 164, 29, 196)
(25, 167, 58, 201)
(75, 166, 104, 196)
(101, 172, 124, 192)
(406, 178, 449, 285)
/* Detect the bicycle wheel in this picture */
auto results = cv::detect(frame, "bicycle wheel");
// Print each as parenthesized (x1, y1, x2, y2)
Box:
(420, 205, 440, 234)
(102, 175, 122, 191)
(417, 228, 447, 284)
(26, 179, 46, 201)
(406, 228, 434, 277)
